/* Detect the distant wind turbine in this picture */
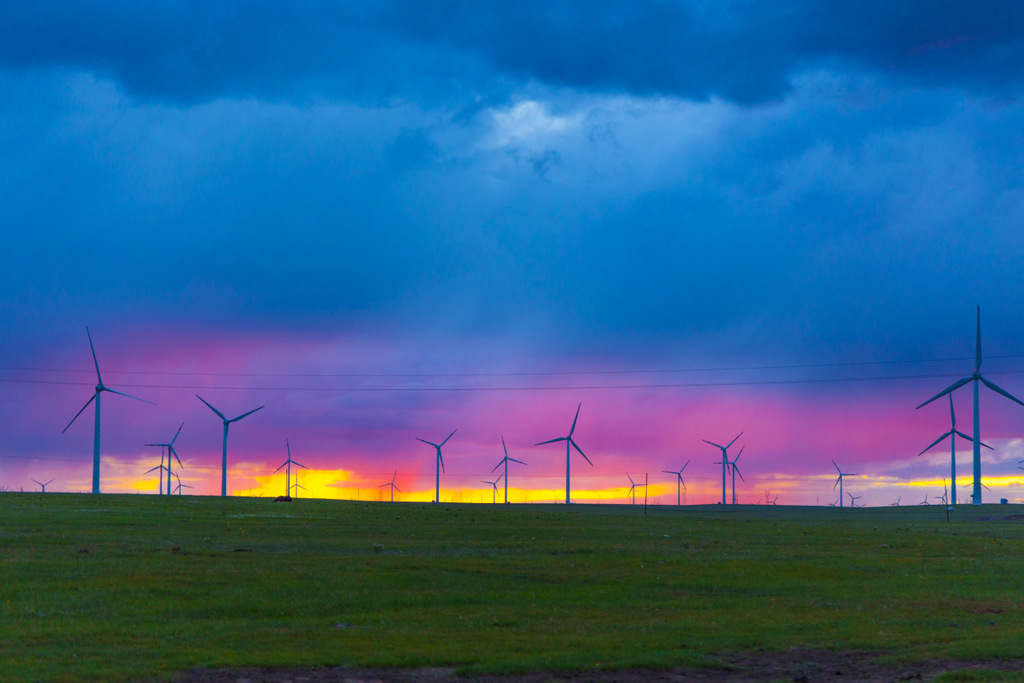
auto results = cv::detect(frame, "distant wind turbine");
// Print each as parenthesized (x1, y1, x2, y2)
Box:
(274, 439, 307, 498)
(703, 433, 742, 505)
(832, 461, 857, 508)
(848, 493, 863, 508)
(171, 472, 193, 495)
(197, 395, 265, 497)
(416, 429, 456, 503)
(917, 306, 1024, 504)
(378, 471, 401, 502)
(32, 478, 54, 493)
(663, 461, 689, 506)
(625, 474, 638, 505)
(491, 436, 526, 504)
(63, 328, 154, 494)
(290, 476, 308, 499)
(481, 474, 503, 504)
(917, 395, 991, 507)
(890, 496, 901, 507)
(145, 422, 184, 496)
(535, 403, 592, 505)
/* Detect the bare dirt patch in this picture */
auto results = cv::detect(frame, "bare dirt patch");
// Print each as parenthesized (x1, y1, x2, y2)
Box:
(179, 649, 1024, 682)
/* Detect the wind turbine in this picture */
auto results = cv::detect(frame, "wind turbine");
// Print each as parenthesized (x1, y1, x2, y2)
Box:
(274, 439, 307, 498)
(32, 478, 54, 493)
(63, 328, 154, 494)
(145, 422, 184, 496)
(290, 476, 308, 499)
(378, 471, 401, 502)
(917, 395, 992, 507)
(171, 472, 193, 495)
(145, 459, 169, 494)
(917, 306, 1024, 504)
(728, 446, 745, 505)
(491, 436, 526, 504)
(832, 461, 857, 508)
(196, 395, 265, 497)
(416, 429, 456, 504)
(848, 492, 863, 508)
(890, 496, 901, 507)
(703, 433, 742, 505)
(481, 474, 503, 504)
(534, 403, 592, 505)
(625, 474, 638, 505)
(663, 460, 689, 506)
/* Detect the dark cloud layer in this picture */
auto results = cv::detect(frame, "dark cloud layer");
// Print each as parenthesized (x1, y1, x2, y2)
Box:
(3, 1, 1023, 105)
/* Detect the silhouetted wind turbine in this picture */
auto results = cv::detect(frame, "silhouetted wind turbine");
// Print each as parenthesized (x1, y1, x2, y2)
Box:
(171, 472, 193, 495)
(481, 474, 503, 504)
(535, 403, 592, 505)
(378, 471, 401, 502)
(275, 439, 307, 498)
(848, 492, 863, 508)
(917, 395, 992, 507)
(491, 436, 525, 504)
(703, 433, 742, 505)
(63, 328, 154, 494)
(145, 422, 184, 496)
(832, 460, 857, 508)
(145, 456, 169, 494)
(197, 395, 265, 497)
(663, 461, 689, 506)
(917, 306, 1024, 504)
(290, 475, 307, 499)
(890, 496, 901, 507)
(625, 474, 638, 505)
(416, 429, 456, 503)
(32, 478, 54, 493)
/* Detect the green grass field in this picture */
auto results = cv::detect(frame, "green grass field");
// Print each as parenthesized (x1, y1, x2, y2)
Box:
(2, 493, 1024, 681)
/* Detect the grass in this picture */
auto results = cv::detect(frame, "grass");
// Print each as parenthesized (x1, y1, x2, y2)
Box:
(2, 493, 1024, 681)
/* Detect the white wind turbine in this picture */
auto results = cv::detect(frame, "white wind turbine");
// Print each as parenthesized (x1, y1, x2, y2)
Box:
(917, 395, 992, 507)
(275, 439, 307, 498)
(703, 433, 742, 505)
(145, 422, 184, 496)
(916, 306, 1024, 504)
(491, 436, 525, 504)
(481, 474, 503, 504)
(832, 460, 857, 508)
(535, 403, 592, 505)
(32, 478, 54, 493)
(416, 429, 456, 503)
(196, 395, 265, 497)
(663, 460, 689, 506)
(63, 328, 154, 494)
(379, 471, 401, 502)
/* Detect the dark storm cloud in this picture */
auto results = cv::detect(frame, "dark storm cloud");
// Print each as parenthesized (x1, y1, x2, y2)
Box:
(2, 1, 1023, 106)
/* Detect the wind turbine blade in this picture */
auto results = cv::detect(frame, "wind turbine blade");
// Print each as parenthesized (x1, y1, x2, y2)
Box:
(293, 460, 308, 470)
(274, 461, 288, 473)
(734, 446, 744, 462)
(734, 466, 744, 482)
(104, 387, 156, 405)
(535, 437, 567, 446)
(949, 394, 956, 427)
(196, 395, 227, 421)
(980, 376, 1024, 408)
(509, 457, 526, 465)
(917, 431, 952, 456)
(726, 432, 743, 448)
(63, 393, 97, 433)
(662, 470, 675, 475)
(496, 473, 503, 484)
(440, 429, 457, 447)
(833, 475, 841, 490)
(569, 403, 582, 437)
(393, 485, 402, 493)
(491, 459, 503, 473)
(627, 474, 634, 485)
(681, 460, 689, 472)
(416, 438, 439, 447)
(169, 446, 183, 468)
(954, 430, 993, 450)
(170, 421, 184, 445)
(570, 439, 593, 466)
(502, 436, 508, 458)
(144, 465, 163, 474)
(391, 471, 397, 484)
(833, 460, 841, 474)
(86, 327, 103, 386)
(916, 376, 974, 409)
(439, 451, 445, 473)
(286, 439, 291, 459)
(702, 439, 724, 449)
(976, 305, 982, 370)
(229, 405, 265, 423)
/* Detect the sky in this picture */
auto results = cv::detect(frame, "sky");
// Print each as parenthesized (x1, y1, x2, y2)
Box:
(3, 1, 1024, 506)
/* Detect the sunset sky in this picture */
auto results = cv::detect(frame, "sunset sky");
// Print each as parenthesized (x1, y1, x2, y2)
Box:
(3, 2, 1024, 506)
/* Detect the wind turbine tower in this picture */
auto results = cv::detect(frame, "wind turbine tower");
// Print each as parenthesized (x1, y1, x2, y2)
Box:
(197, 395, 265, 497)
(703, 433, 742, 505)
(416, 429, 456, 503)
(916, 307, 1023, 505)
(491, 436, 526, 504)
(63, 328, 154, 494)
(535, 403, 592, 505)
(663, 460, 689, 506)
